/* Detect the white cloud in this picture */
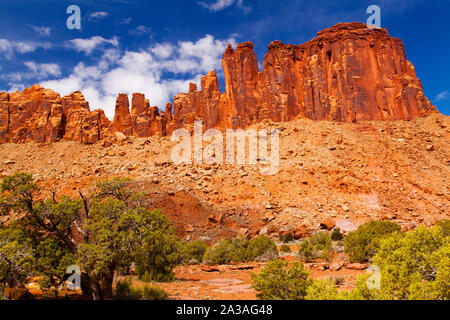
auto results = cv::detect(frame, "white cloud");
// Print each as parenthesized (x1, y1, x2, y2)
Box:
(129, 25, 152, 35)
(41, 34, 236, 119)
(89, 11, 109, 20)
(199, 0, 249, 12)
(0, 39, 50, 59)
(434, 90, 449, 102)
(29, 25, 51, 36)
(3, 61, 61, 87)
(67, 36, 119, 55)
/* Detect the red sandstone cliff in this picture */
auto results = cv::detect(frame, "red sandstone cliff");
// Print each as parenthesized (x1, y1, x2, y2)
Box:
(0, 23, 437, 144)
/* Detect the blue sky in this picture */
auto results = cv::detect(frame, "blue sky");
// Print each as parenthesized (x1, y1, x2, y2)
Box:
(0, 0, 448, 118)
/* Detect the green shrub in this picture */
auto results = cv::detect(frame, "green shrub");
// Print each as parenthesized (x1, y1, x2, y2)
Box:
(305, 279, 338, 300)
(344, 220, 401, 263)
(331, 228, 344, 241)
(251, 259, 311, 300)
(113, 279, 144, 300)
(309, 232, 332, 251)
(181, 240, 208, 264)
(373, 225, 449, 300)
(320, 247, 335, 263)
(280, 233, 294, 243)
(113, 278, 168, 300)
(280, 244, 291, 253)
(298, 241, 315, 262)
(437, 219, 450, 237)
(247, 235, 278, 260)
(203, 236, 278, 265)
(203, 238, 249, 265)
(142, 285, 169, 300)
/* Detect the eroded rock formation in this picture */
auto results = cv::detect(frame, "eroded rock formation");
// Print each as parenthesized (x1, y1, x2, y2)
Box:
(0, 23, 437, 144)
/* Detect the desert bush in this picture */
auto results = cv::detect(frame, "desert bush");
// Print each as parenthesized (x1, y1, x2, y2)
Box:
(247, 235, 278, 261)
(113, 279, 144, 300)
(437, 219, 450, 237)
(181, 240, 208, 265)
(297, 241, 315, 262)
(142, 285, 168, 300)
(320, 247, 335, 263)
(373, 225, 449, 300)
(113, 278, 168, 300)
(203, 238, 248, 265)
(331, 228, 344, 241)
(280, 244, 291, 253)
(305, 279, 338, 300)
(344, 220, 401, 263)
(279, 233, 294, 243)
(309, 232, 332, 251)
(204, 236, 278, 265)
(251, 259, 311, 300)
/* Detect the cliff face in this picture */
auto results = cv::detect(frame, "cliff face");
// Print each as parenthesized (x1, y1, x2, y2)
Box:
(0, 23, 436, 144)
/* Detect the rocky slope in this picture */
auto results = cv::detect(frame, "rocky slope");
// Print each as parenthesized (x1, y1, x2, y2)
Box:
(0, 22, 437, 145)
(1, 113, 448, 240)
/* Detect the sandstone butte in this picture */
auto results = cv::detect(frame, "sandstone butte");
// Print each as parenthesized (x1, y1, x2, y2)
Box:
(0, 22, 438, 145)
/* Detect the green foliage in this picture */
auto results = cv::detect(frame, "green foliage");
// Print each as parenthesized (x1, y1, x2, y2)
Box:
(279, 233, 294, 243)
(297, 241, 315, 262)
(113, 278, 144, 300)
(142, 284, 169, 300)
(113, 278, 168, 300)
(181, 240, 208, 264)
(437, 219, 450, 237)
(280, 244, 291, 253)
(344, 220, 401, 263)
(305, 279, 338, 300)
(331, 228, 344, 241)
(204, 235, 278, 265)
(251, 259, 311, 300)
(34, 237, 75, 288)
(309, 232, 331, 251)
(0, 172, 38, 213)
(204, 238, 249, 265)
(0, 225, 34, 287)
(298, 233, 333, 263)
(373, 225, 449, 300)
(247, 235, 278, 260)
(96, 177, 132, 201)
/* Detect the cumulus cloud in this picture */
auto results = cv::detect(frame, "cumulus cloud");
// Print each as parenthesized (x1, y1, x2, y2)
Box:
(0, 39, 50, 59)
(67, 36, 119, 55)
(41, 34, 236, 119)
(29, 25, 51, 36)
(199, 0, 249, 12)
(3, 61, 61, 88)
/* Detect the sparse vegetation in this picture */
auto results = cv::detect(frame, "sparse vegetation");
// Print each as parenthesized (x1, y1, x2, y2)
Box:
(280, 244, 291, 253)
(203, 235, 278, 265)
(251, 259, 311, 300)
(331, 228, 344, 241)
(181, 240, 208, 265)
(113, 278, 168, 300)
(344, 220, 401, 263)
(279, 233, 294, 243)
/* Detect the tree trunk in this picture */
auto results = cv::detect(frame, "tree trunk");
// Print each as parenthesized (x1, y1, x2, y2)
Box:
(89, 267, 115, 300)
